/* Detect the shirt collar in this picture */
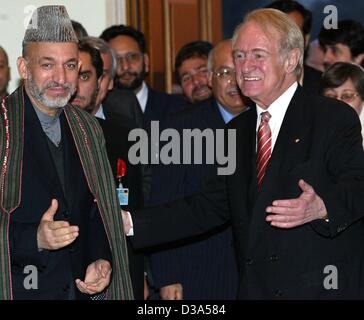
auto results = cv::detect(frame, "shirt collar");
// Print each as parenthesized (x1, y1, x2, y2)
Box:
(136, 81, 148, 113)
(217, 101, 235, 124)
(256, 82, 298, 120)
(95, 104, 106, 120)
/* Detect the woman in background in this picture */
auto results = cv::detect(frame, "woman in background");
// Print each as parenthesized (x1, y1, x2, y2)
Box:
(320, 62, 364, 147)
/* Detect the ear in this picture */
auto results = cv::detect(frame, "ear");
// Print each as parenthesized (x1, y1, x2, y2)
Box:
(354, 53, 364, 66)
(285, 48, 300, 74)
(208, 71, 213, 88)
(17, 57, 28, 80)
(143, 53, 149, 73)
(108, 78, 114, 91)
(97, 75, 103, 89)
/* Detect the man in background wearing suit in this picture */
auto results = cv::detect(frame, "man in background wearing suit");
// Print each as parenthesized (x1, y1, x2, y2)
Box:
(126, 8, 364, 299)
(70, 38, 144, 299)
(100, 25, 185, 127)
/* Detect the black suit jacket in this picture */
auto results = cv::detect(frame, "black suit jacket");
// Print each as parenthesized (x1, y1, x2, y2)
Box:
(147, 98, 238, 299)
(103, 87, 143, 129)
(133, 86, 364, 299)
(97, 118, 144, 300)
(302, 64, 322, 95)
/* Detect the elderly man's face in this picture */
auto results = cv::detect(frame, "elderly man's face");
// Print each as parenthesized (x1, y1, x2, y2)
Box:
(70, 51, 100, 113)
(233, 22, 295, 108)
(18, 42, 78, 112)
(179, 56, 211, 103)
(209, 41, 248, 115)
(108, 35, 148, 92)
(0, 49, 10, 98)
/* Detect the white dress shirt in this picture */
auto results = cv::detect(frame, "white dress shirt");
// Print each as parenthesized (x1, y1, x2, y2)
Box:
(136, 81, 149, 114)
(256, 82, 298, 151)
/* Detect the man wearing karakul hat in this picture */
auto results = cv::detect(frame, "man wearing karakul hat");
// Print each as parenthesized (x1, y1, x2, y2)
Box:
(0, 5, 133, 300)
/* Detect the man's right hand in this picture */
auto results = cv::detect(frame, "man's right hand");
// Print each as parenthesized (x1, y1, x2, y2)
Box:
(160, 283, 183, 300)
(121, 210, 133, 235)
(37, 199, 79, 250)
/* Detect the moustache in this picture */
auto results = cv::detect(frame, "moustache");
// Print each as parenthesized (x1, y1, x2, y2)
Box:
(192, 84, 209, 96)
(119, 71, 138, 78)
(44, 82, 73, 90)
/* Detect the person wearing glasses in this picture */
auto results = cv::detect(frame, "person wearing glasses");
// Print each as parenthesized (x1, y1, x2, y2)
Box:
(100, 25, 185, 128)
(147, 40, 248, 300)
(320, 62, 364, 147)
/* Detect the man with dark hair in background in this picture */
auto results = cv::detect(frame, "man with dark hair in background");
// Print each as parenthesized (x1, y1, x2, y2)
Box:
(318, 19, 364, 70)
(70, 38, 145, 299)
(100, 25, 185, 128)
(174, 40, 213, 104)
(266, 0, 322, 93)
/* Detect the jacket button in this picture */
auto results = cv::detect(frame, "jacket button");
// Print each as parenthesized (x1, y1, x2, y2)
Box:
(269, 254, 278, 262)
(275, 289, 283, 297)
(63, 284, 70, 292)
(246, 259, 253, 265)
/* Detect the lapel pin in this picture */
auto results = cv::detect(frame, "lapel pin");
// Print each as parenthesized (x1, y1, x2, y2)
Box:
(294, 138, 300, 143)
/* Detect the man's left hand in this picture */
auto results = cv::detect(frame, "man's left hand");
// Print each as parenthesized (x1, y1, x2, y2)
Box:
(75, 259, 112, 295)
(265, 179, 327, 228)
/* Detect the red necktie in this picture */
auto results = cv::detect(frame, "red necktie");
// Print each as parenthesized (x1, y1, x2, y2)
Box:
(256, 111, 272, 189)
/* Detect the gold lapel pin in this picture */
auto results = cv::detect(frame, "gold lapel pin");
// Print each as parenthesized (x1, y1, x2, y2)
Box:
(294, 138, 300, 143)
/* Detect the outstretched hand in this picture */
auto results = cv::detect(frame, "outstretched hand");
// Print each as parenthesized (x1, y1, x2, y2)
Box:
(75, 259, 112, 295)
(265, 179, 327, 228)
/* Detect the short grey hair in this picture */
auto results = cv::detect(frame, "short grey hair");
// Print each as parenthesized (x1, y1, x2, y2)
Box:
(232, 8, 304, 78)
(79, 36, 118, 79)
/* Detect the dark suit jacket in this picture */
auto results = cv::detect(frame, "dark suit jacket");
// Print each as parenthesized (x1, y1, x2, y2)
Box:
(97, 118, 144, 299)
(103, 87, 143, 129)
(10, 95, 111, 300)
(143, 87, 186, 127)
(147, 98, 238, 299)
(302, 64, 322, 95)
(133, 86, 364, 299)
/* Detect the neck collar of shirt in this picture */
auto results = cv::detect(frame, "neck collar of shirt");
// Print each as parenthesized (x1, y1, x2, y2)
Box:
(136, 81, 148, 113)
(217, 101, 235, 124)
(95, 104, 106, 120)
(255, 82, 298, 150)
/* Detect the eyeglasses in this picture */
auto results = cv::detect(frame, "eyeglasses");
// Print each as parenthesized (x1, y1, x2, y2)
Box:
(214, 67, 236, 81)
(180, 67, 209, 85)
(324, 92, 360, 103)
(116, 52, 143, 64)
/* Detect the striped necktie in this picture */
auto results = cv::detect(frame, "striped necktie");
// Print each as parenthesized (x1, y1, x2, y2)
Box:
(256, 111, 272, 189)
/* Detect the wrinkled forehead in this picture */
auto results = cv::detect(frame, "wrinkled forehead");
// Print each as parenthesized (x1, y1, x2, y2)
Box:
(24, 42, 79, 60)
(234, 21, 281, 50)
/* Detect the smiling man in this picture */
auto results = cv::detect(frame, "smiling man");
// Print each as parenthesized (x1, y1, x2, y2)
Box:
(125, 8, 364, 300)
(174, 41, 213, 104)
(0, 5, 133, 300)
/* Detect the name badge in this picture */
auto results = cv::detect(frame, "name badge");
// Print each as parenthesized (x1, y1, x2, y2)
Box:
(117, 187, 129, 206)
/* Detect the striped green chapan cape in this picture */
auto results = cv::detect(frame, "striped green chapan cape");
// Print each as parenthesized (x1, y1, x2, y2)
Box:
(0, 87, 134, 300)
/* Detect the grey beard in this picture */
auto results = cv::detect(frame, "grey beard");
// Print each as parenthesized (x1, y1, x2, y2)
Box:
(27, 71, 75, 109)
